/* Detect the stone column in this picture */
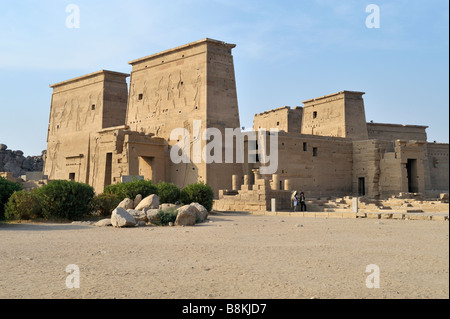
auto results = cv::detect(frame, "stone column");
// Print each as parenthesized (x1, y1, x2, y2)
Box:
(272, 174, 280, 190)
(252, 168, 260, 182)
(232, 174, 239, 191)
(284, 179, 291, 191)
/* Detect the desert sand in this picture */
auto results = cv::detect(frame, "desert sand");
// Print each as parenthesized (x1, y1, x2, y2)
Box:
(0, 212, 448, 299)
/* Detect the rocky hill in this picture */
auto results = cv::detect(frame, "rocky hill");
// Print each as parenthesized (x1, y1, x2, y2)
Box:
(0, 144, 44, 177)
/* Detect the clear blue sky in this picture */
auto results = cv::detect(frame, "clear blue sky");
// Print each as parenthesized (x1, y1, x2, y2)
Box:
(0, 0, 448, 156)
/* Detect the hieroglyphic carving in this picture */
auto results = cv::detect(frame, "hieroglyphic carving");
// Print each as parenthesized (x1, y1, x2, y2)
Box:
(193, 73, 202, 110)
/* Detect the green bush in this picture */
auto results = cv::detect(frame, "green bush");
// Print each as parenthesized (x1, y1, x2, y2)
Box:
(155, 207, 178, 226)
(0, 176, 22, 219)
(4, 190, 41, 220)
(35, 180, 95, 221)
(104, 179, 158, 201)
(157, 182, 180, 204)
(180, 182, 214, 212)
(91, 193, 121, 216)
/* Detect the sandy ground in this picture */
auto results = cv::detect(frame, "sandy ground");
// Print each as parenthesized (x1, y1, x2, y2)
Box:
(0, 212, 448, 299)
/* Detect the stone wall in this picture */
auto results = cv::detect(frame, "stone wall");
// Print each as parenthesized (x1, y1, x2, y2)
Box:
(126, 38, 242, 195)
(301, 91, 368, 140)
(44, 70, 129, 187)
(367, 123, 428, 141)
(426, 142, 449, 192)
(253, 106, 303, 133)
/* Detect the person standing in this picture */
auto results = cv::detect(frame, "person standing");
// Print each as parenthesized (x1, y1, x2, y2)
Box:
(293, 194, 299, 212)
(299, 192, 307, 211)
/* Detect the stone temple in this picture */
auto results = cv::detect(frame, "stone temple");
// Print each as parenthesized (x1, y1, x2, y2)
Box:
(43, 38, 449, 211)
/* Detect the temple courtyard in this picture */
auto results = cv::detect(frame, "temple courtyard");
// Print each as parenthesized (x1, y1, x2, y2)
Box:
(0, 212, 448, 299)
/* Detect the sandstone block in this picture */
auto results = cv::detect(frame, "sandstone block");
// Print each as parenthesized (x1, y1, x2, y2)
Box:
(175, 205, 197, 226)
(190, 202, 209, 222)
(134, 194, 143, 208)
(111, 207, 136, 227)
(127, 209, 148, 222)
(159, 203, 179, 211)
(117, 198, 134, 210)
(146, 209, 161, 224)
(135, 194, 160, 211)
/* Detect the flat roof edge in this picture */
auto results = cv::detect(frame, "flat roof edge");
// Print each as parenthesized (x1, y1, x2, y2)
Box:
(302, 90, 365, 104)
(128, 38, 236, 65)
(50, 70, 130, 88)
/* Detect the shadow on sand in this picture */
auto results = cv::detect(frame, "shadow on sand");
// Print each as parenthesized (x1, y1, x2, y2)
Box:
(0, 222, 92, 232)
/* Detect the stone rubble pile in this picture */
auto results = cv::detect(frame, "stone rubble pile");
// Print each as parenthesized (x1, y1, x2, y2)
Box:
(95, 193, 209, 228)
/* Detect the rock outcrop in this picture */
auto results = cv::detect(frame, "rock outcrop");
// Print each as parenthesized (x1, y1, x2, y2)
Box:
(0, 144, 44, 177)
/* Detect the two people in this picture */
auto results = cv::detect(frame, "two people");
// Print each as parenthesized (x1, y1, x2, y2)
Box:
(293, 191, 306, 212)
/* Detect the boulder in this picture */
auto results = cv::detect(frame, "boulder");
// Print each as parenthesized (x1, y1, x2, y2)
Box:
(440, 193, 449, 203)
(146, 209, 161, 224)
(127, 209, 148, 223)
(174, 205, 197, 226)
(117, 198, 134, 210)
(135, 194, 159, 211)
(190, 202, 208, 222)
(159, 203, 179, 211)
(111, 207, 136, 227)
(134, 194, 143, 208)
(95, 218, 112, 227)
(0, 144, 7, 151)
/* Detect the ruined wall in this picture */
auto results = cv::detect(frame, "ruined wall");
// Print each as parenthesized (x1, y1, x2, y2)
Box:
(353, 139, 428, 198)
(367, 123, 428, 141)
(44, 70, 129, 185)
(352, 140, 394, 197)
(301, 91, 368, 140)
(126, 38, 241, 195)
(88, 128, 167, 194)
(378, 140, 427, 197)
(426, 143, 449, 192)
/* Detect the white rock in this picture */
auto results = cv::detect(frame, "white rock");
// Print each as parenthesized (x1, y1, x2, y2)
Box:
(117, 198, 134, 210)
(159, 203, 179, 211)
(134, 194, 143, 208)
(135, 194, 159, 211)
(175, 205, 197, 226)
(145, 208, 161, 224)
(127, 209, 148, 223)
(111, 207, 136, 227)
(190, 202, 208, 222)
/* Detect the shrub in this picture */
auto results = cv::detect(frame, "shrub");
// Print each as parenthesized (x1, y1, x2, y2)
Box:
(0, 176, 22, 219)
(180, 182, 214, 212)
(155, 207, 178, 226)
(157, 182, 180, 204)
(104, 179, 158, 201)
(35, 180, 95, 221)
(4, 190, 41, 220)
(91, 193, 121, 216)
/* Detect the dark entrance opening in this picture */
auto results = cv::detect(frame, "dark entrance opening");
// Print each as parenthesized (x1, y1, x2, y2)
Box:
(358, 177, 365, 196)
(406, 159, 418, 193)
(69, 172, 75, 181)
(104, 153, 113, 187)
